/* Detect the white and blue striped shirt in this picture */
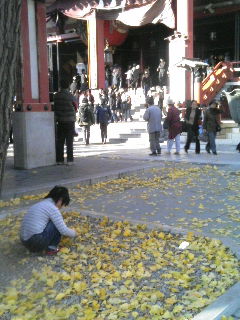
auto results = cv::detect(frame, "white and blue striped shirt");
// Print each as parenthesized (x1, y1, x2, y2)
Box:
(20, 198, 76, 241)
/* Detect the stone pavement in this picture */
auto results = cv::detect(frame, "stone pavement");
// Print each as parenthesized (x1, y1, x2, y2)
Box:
(1, 122, 240, 319)
(2, 121, 240, 199)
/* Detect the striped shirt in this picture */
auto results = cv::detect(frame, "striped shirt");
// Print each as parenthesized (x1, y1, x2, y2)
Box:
(20, 198, 76, 241)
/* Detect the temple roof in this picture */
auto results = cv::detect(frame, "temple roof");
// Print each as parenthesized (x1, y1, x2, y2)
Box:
(46, 0, 175, 29)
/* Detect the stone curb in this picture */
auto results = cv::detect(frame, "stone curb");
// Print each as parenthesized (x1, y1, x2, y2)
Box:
(0, 162, 159, 200)
(192, 282, 240, 320)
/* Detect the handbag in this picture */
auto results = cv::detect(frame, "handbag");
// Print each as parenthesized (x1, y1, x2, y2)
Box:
(216, 124, 221, 132)
(199, 131, 208, 142)
(163, 118, 169, 130)
(160, 129, 168, 142)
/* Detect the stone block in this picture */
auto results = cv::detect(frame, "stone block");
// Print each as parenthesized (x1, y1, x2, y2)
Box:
(13, 112, 56, 169)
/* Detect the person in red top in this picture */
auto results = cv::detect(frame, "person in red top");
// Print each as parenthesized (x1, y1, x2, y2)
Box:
(166, 99, 182, 155)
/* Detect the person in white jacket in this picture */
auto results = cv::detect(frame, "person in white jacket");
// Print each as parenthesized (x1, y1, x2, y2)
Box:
(143, 96, 163, 156)
(20, 186, 77, 254)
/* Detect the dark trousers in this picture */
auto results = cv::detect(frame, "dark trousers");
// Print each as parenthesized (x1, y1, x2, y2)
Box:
(56, 122, 74, 162)
(206, 131, 216, 153)
(149, 131, 161, 153)
(124, 109, 132, 121)
(111, 110, 118, 122)
(143, 85, 150, 98)
(22, 221, 61, 252)
(83, 125, 90, 145)
(185, 128, 200, 153)
(100, 123, 108, 142)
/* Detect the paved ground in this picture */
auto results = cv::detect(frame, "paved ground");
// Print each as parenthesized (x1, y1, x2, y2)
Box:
(2, 121, 240, 199)
(1, 122, 240, 319)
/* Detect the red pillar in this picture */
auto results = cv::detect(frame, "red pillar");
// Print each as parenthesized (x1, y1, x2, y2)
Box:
(13, 0, 55, 169)
(88, 14, 105, 89)
(17, 0, 50, 111)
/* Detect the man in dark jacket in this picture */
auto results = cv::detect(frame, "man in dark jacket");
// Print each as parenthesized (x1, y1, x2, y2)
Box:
(78, 97, 95, 145)
(203, 101, 222, 155)
(184, 100, 202, 154)
(96, 99, 111, 144)
(54, 79, 77, 165)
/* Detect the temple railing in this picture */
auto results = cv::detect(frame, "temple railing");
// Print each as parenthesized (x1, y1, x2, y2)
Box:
(200, 61, 234, 105)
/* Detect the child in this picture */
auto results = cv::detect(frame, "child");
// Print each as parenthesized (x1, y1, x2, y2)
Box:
(20, 186, 77, 254)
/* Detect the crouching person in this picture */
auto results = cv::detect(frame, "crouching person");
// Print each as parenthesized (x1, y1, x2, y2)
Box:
(20, 186, 77, 255)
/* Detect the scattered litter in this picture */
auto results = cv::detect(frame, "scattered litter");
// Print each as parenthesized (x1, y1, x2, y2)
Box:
(179, 241, 190, 250)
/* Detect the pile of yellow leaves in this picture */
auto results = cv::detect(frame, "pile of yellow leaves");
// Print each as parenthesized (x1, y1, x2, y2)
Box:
(0, 213, 239, 320)
(1, 164, 240, 319)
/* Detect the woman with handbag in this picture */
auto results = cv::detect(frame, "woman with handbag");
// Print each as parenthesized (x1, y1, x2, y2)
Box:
(203, 101, 222, 155)
(184, 100, 202, 154)
(165, 99, 182, 155)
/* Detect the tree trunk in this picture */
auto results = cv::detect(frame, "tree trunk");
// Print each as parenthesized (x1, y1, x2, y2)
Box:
(0, 0, 21, 195)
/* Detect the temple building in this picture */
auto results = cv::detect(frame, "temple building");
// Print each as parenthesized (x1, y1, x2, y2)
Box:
(14, 0, 240, 169)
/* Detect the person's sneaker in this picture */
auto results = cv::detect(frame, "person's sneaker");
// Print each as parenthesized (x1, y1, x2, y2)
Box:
(56, 162, 64, 165)
(46, 247, 60, 255)
(174, 152, 180, 155)
(184, 146, 188, 153)
(66, 162, 74, 166)
(213, 151, 217, 155)
(149, 152, 157, 156)
(157, 150, 161, 155)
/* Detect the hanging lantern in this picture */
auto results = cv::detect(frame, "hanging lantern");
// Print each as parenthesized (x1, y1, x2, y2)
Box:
(104, 20, 128, 46)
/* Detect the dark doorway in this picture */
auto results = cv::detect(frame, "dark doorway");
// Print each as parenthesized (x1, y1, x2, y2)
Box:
(113, 23, 172, 86)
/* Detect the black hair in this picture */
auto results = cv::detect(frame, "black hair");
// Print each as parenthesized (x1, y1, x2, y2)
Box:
(146, 96, 154, 105)
(45, 186, 70, 206)
(60, 79, 70, 89)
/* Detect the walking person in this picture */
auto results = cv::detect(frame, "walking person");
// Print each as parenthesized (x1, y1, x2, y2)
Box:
(20, 186, 77, 255)
(80, 69, 88, 93)
(96, 99, 112, 144)
(124, 94, 133, 121)
(157, 58, 166, 87)
(166, 100, 182, 155)
(143, 96, 162, 156)
(78, 97, 95, 145)
(116, 92, 123, 121)
(54, 79, 77, 165)
(131, 65, 140, 91)
(203, 101, 222, 155)
(184, 100, 202, 154)
(142, 71, 151, 99)
(125, 65, 132, 88)
(109, 88, 118, 122)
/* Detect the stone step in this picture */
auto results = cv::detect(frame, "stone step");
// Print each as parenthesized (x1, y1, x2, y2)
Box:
(130, 128, 147, 133)
(132, 106, 141, 112)
(119, 133, 142, 139)
(221, 127, 238, 134)
(226, 132, 240, 139)
(221, 122, 239, 128)
(108, 138, 128, 144)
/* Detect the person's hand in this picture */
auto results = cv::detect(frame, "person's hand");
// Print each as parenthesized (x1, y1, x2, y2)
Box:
(72, 229, 78, 237)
